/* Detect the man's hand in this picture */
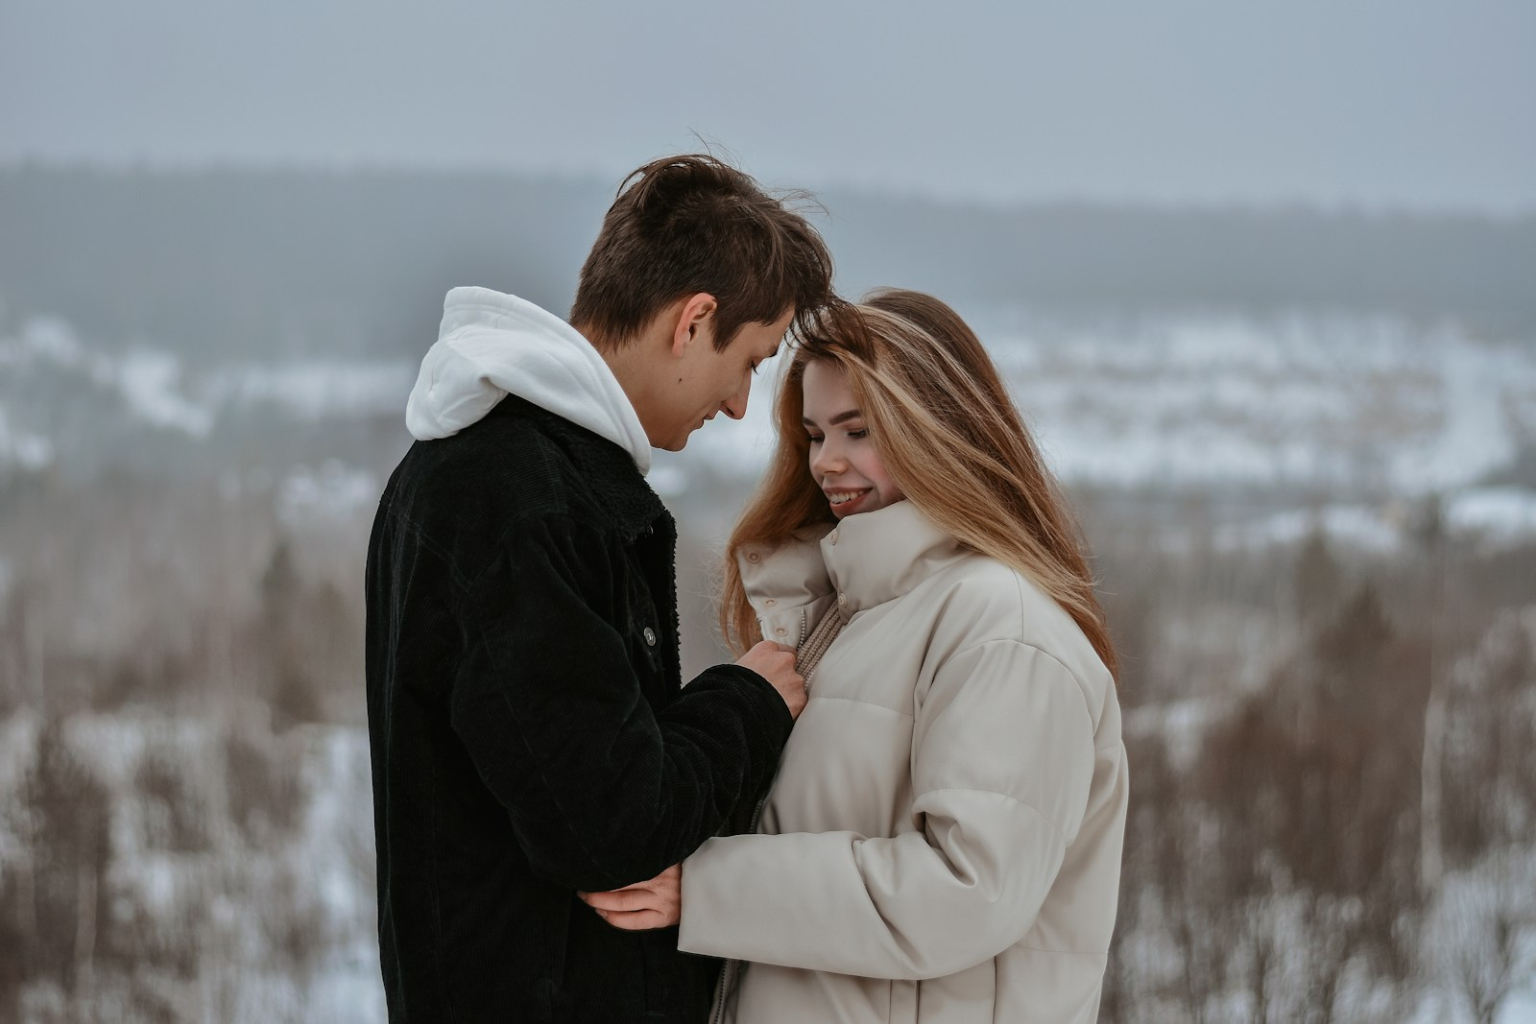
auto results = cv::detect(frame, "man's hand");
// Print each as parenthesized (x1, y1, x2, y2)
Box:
(578, 864, 681, 931)
(736, 640, 806, 719)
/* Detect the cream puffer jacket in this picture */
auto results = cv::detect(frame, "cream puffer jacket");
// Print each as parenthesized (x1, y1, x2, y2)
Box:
(678, 500, 1128, 1024)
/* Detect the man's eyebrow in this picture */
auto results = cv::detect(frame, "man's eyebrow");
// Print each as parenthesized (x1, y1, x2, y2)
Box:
(801, 410, 863, 427)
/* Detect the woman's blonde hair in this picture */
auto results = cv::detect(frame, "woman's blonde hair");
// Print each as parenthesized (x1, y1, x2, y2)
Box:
(721, 289, 1118, 680)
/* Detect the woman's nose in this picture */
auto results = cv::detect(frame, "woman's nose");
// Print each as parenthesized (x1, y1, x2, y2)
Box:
(811, 442, 845, 477)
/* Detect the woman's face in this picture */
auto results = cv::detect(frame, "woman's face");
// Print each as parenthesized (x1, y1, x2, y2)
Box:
(801, 360, 905, 519)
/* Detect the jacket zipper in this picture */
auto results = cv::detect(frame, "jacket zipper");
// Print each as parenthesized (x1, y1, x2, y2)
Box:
(708, 958, 740, 1024)
(709, 781, 774, 1024)
(712, 607, 811, 1024)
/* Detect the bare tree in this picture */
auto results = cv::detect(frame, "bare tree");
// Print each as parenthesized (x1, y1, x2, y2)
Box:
(1421, 849, 1536, 1024)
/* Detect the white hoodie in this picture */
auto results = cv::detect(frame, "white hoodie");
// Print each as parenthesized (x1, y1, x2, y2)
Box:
(404, 287, 652, 475)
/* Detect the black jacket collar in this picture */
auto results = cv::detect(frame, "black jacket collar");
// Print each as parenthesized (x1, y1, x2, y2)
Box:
(491, 396, 667, 541)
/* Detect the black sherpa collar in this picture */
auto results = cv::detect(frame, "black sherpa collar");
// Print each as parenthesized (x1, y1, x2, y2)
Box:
(490, 396, 667, 542)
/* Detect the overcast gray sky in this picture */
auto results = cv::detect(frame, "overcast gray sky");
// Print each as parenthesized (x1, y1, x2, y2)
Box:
(3, 0, 1533, 213)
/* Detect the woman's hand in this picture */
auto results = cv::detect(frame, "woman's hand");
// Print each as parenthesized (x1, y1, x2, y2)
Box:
(578, 864, 681, 930)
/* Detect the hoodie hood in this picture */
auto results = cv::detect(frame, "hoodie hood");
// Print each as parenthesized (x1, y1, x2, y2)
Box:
(405, 288, 652, 475)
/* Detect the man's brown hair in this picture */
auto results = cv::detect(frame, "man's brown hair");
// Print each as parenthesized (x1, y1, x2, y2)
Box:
(569, 154, 835, 351)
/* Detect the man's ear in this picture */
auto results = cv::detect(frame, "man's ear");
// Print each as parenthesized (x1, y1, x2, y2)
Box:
(670, 293, 718, 357)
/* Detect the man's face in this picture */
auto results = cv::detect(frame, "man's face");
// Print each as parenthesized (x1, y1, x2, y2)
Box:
(652, 308, 795, 451)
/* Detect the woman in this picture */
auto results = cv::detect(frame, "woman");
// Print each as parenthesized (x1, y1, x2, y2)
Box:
(585, 291, 1128, 1024)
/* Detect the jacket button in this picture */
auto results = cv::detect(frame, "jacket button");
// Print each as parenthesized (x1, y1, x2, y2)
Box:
(764, 599, 777, 607)
(838, 592, 847, 606)
(774, 627, 787, 637)
(828, 529, 838, 544)
(747, 552, 761, 563)
(643, 627, 657, 647)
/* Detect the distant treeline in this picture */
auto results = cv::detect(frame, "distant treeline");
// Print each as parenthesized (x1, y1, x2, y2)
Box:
(2, 165, 1533, 359)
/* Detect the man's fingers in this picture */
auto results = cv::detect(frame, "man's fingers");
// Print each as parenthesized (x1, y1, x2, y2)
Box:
(579, 889, 657, 912)
(594, 907, 668, 931)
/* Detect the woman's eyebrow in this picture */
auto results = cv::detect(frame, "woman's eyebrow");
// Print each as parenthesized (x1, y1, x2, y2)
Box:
(801, 410, 863, 427)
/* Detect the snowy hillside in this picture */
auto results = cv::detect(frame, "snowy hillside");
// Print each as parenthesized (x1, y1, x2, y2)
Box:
(677, 307, 1536, 492)
(7, 305, 1534, 552)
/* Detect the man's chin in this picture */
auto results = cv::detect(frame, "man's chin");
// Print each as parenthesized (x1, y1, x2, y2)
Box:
(643, 426, 688, 452)
(645, 418, 705, 452)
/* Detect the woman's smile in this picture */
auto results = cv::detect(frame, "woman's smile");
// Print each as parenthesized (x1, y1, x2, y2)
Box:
(825, 487, 873, 515)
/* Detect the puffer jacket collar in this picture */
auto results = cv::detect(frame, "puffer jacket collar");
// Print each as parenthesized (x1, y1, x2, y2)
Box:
(823, 501, 965, 613)
(738, 524, 834, 649)
(739, 502, 967, 645)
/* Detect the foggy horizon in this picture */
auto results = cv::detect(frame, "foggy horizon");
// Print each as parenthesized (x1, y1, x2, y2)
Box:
(5, 155, 1536, 222)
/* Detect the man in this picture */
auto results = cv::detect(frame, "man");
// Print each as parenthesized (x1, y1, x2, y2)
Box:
(364, 154, 835, 1023)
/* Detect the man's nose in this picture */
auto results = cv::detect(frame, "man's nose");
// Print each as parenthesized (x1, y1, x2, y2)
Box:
(720, 379, 749, 420)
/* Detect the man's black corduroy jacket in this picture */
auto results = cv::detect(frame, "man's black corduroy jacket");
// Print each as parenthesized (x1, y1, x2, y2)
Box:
(365, 395, 792, 1023)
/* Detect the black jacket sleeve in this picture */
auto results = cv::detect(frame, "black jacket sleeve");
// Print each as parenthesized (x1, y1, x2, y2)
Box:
(447, 513, 793, 893)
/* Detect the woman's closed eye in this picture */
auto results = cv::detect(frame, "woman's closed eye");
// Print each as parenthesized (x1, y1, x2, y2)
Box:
(806, 429, 868, 445)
